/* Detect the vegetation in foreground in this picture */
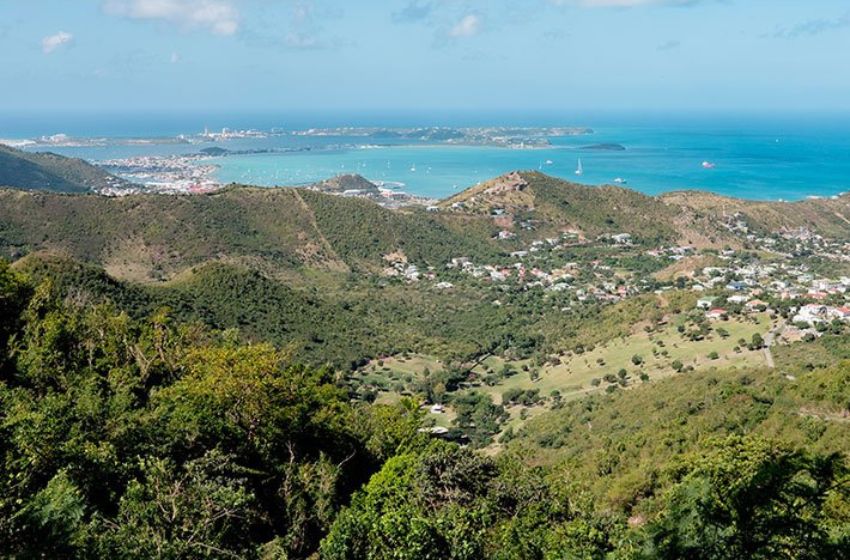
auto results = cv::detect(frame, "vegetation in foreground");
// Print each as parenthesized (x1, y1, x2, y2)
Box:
(1, 260, 849, 559)
(1, 169, 850, 557)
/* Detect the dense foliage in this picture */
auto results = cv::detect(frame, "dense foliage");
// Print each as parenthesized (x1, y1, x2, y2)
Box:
(1, 261, 848, 558)
(0, 263, 426, 558)
(0, 185, 497, 278)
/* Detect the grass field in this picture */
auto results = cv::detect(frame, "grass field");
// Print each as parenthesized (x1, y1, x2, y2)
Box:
(357, 313, 774, 437)
(483, 313, 773, 404)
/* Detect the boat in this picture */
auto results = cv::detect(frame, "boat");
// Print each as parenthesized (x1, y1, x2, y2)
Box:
(575, 158, 583, 176)
(410, 164, 416, 172)
(545, 159, 554, 165)
(701, 161, 716, 169)
(614, 177, 627, 184)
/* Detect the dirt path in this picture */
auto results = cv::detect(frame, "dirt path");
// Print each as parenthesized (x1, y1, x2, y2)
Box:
(291, 189, 349, 271)
(763, 325, 782, 369)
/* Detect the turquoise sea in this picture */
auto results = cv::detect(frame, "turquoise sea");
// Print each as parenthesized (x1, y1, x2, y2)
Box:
(4, 112, 850, 201)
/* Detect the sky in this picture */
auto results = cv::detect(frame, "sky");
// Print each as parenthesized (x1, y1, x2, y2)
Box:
(2, 0, 850, 115)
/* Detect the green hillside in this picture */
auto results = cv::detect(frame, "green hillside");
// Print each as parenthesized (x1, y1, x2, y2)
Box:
(505, 347, 850, 515)
(5, 171, 850, 285)
(11, 253, 513, 369)
(442, 171, 850, 246)
(0, 186, 499, 281)
(1, 184, 849, 558)
(0, 144, 130, 193)
(661, 189, 850, 239)
(440, 171, 734, 247)
(1, 260, 847, 560)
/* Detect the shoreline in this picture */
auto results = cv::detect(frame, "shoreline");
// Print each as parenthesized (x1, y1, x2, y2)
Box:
(5, 121, 850, 202)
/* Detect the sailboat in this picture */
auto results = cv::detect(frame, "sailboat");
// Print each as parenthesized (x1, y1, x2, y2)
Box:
(410, 164, 417, 172)
(575, 158, 583, 176)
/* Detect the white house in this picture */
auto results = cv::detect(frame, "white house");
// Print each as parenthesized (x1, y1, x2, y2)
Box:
(697, 297, 716, 310)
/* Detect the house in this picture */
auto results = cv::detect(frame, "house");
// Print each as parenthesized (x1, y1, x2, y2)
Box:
(706, 308, 727, 320)
(745, 299, 768, 312)
(801, 304, 828, 317)
(829, 306, 850, 320)
(696, 297, 716, 310)
(793, 304, 828, 326)
(448, 257, 470, 268)
(612, 233, 632, 245)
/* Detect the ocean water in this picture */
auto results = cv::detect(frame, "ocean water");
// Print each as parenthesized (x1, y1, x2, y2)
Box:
(4, 112, 850, 201)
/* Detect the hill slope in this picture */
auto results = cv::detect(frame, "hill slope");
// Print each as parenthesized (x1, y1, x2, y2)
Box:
(442, 171, 850, 246)
(660, 189, 850, 239)
(0, 186, 499, 281)
(6, 171, 850, 283)
(0, 143, 130, 193)
(507, 355, 850, 513)
(10, 252, 513, 368)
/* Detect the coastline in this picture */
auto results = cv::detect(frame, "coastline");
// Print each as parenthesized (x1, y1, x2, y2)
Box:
(4, 120, 850, 202)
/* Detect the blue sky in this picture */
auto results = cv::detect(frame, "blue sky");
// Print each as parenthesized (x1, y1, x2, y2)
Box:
(2, 0, 850, 114)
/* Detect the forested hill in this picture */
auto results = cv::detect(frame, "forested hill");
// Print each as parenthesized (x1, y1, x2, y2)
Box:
(442, 170, 850, 243)
(0, 144, 130, 193)
(0, 186, 499, 282)
(5, 171, 850, 284)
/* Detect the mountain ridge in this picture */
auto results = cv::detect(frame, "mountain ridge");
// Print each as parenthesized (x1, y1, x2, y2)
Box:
(0, 143, 132, 193)
(4, 170, 850, 283)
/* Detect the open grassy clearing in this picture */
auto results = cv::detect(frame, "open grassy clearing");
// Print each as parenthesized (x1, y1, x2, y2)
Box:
(483, 313, 773, 404)
(357, 314, 773, 441)
(357, 354, 445, 391)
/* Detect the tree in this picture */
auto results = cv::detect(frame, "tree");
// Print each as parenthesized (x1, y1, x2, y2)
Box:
(631, 355, 644, 366)
(452, 391, 508, 447)
(639, 436, 850, 560)
(321, 443, 496, 560)
(672, 360, 684, 372)
(94, 452, 257, 559)
(8, 471, 87, 558)
(0, 260, 30, 375)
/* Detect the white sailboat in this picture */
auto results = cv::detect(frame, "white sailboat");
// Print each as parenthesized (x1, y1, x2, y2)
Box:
(575, 158, 583, 176)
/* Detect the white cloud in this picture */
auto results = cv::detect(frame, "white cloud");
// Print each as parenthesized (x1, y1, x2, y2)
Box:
(42, 31, 73, 54)
(449, 14, 481, 38)
(103, 0, 239, 35)
(773, 12, 850, 39)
